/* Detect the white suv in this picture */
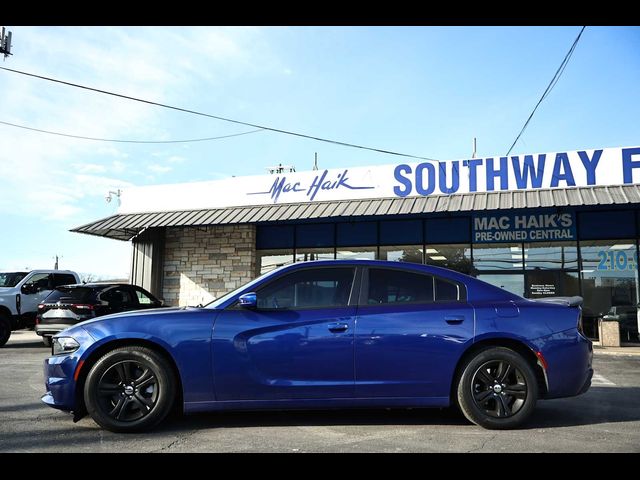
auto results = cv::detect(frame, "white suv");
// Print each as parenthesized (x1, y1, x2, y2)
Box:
(0, 270, 80, 346)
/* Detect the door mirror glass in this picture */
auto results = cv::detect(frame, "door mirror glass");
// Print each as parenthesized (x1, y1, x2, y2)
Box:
(238, 292, 257, 308)
(21, 283, 36, 295)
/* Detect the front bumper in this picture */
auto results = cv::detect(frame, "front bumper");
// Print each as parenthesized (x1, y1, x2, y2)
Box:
(41, 326, 95, 412)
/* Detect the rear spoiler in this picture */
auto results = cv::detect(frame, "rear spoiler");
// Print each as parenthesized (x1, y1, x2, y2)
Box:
(531, 296, 583, 307)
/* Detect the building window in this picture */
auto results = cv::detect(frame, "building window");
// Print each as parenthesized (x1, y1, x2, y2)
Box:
(524, 241, 578, 270)
(473, 243, 524, 271)
(256, 249, 294, 276)
(335, 246, 377, 260)
(295, 248, 335, 263)
(579, 240, 639, 343)
(425, 244, 473, 274)
(379, 245, 423, 263)
(476, 273, 525, 297)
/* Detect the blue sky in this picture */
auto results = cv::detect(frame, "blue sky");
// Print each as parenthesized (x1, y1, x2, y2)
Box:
(0, 26, 638, 279)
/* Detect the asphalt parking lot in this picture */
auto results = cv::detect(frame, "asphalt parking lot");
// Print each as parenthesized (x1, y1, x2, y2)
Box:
(1, 330, 639, 453)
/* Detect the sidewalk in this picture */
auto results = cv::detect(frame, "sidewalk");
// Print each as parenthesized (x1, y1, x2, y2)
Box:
(592, 341, 640, 356)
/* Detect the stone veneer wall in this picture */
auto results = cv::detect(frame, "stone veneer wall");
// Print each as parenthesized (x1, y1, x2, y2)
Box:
(162, 225, 256, 307)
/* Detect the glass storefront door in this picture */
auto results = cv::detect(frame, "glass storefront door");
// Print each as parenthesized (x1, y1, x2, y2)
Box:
(580, 240, 639, 343)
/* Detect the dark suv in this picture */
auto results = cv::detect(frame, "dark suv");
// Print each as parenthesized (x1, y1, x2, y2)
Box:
(35, 283, 163, 346)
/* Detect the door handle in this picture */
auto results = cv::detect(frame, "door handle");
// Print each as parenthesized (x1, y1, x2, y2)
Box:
(445, 315, 465, 324)
(328, 322, 349, 333)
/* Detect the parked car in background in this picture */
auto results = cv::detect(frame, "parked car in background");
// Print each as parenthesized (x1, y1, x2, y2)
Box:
(0, 270, 80, 347)
(42, 260, 592, 433)
(35, 283, 163, 346)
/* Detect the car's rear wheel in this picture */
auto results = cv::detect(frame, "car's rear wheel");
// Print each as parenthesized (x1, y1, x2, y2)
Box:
(42, 336, 52, 348)
(0, 314, 11, 347)
(84, 346, 176, 433)
(456, 347, 538, 430)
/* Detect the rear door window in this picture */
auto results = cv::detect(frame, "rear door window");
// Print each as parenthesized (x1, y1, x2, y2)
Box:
(366, 268, 434, 305)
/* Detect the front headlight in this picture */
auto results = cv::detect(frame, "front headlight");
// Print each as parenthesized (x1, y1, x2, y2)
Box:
(52, 337, 80, 355)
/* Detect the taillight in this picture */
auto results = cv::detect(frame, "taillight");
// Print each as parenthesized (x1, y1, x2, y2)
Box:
(577, 307, 584, 335)
(70, 304, 95, 313)
(37, 304, 45, 310)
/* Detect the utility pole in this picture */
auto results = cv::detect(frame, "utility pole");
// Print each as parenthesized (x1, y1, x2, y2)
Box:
(54, 255, 59, 270)
(313, 152, 318, 171)
(472, 137, 477, 158)
(0, 27, 13, 60)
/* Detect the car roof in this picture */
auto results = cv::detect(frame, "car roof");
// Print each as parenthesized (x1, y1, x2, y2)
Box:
(56, 283, 133, 289)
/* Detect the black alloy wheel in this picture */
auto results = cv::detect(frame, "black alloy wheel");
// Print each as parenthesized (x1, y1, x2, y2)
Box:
(470, 360, 527, 418)
(84, 346, 176, 432)
(456, 347, 538, 430)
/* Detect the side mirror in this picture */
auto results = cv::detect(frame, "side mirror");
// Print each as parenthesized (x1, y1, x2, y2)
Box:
(238, 292, 257, 309)
(155, 299, 165, 307)
(21, 283, 36, 295)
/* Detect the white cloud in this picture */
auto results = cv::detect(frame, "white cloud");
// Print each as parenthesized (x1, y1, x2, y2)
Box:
(167, 155, 186, 164)
(148, 164, 172, 174)
(73, 163, 107, 174)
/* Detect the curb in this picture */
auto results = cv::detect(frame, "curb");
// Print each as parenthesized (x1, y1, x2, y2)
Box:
(593, 349, 640, 357)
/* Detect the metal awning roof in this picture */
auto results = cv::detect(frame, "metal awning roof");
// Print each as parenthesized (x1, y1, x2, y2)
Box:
(71, 184, 640, 241)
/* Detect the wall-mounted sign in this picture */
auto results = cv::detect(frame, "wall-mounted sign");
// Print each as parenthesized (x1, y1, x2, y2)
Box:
(473, 212, 576, 243)
(118, 146, 640, 214)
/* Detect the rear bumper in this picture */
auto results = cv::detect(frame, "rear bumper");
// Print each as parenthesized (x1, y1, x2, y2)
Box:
(35, 324, 74, 337)
(538, 330, 593, 399)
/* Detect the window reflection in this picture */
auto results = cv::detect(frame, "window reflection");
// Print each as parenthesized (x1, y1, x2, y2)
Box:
(379, 245, 423, 263)
(425, 244, 473, 274)
(256, 249, 294, 276)
(335, 247, 376, 260)
(473, 243, 523, 271)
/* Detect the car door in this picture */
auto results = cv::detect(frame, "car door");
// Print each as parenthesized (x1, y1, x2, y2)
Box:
(102, 286, 138, 314)
(354, 266, 474, 399)
(19, 273, 53, 314)
(212, 266, 358, 401)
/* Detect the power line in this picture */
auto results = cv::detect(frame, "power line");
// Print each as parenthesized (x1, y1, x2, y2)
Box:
(505, 26, 586, 156)
(0, 119, 264, 144)
(0, 66, 440, 162)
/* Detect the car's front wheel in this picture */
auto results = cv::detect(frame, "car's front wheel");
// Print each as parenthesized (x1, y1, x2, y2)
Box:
(84, 346, 176, 433)
(456, 347, 538, 430)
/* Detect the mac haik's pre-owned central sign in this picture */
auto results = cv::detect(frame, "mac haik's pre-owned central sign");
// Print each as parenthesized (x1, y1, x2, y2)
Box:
(118, 146, 640, 214)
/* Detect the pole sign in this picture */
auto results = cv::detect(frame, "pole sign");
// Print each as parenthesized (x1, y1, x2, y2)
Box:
(118, 146, 640, 214)
(472, 211, 576, 243)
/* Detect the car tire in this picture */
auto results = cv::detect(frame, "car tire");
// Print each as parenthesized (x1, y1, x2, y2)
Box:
(0, 314, 11, 347)
(84, 346, 177, 433)
(456, 347, 538, 430)
(42, 336, 52, 348)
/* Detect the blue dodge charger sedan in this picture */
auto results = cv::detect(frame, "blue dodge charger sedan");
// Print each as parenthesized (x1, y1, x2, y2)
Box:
(42, 260, 593, 432)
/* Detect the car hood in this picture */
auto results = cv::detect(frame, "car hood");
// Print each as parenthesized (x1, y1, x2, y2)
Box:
(73, 306, 204, 328)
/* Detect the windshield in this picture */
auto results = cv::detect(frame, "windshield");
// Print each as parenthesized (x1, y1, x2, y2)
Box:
(0, 272, 28, 288)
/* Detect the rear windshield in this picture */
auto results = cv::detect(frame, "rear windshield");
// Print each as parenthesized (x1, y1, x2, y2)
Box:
(0, 272, 28, 288)
(44, 286, 95, 303)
